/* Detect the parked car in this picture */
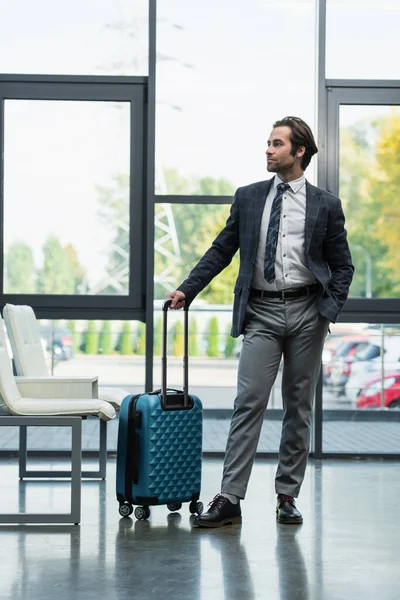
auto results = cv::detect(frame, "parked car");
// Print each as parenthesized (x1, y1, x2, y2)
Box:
(345, 337, 400, 402)
(356, 373, 400, 409)
(39, 325, 74, 362)
(326, 335, 372, 394)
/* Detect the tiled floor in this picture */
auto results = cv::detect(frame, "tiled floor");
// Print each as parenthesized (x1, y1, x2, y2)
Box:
(0, 458, 399, 599)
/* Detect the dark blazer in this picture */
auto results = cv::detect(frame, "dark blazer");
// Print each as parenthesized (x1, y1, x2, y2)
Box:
(178, 178, 354, 338)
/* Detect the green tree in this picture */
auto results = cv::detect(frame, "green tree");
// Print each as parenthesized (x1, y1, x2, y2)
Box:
(68, 320, 81, 355)
(120, 322, 133, 355)
(153, 316, 163, 356)
(37, 235, 86, 294)
(4, 241, 36, 293)
(96, 174, 130, 295)
(188, 317, 200, 356)
(224, 324, 236, 358)
(85, 321, 99, 354)
(366, 111, 400, 296)
(96, 169, 236, 301)
(339, 121, 393, 298)
(197, 210, 240, 304)
(135, 322, 146, 355)
(99, 321, 113, 354)
(206, 317, 219, 358)
(65, 244, 87, 294)
(172, 320, 184, 356)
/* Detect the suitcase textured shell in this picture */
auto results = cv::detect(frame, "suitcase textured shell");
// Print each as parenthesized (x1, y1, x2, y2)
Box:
(116, 392, 202, 505)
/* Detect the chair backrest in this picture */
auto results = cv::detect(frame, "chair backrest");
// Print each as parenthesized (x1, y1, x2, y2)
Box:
(3, 304, 49, 377)
(0, 314, 23, 414)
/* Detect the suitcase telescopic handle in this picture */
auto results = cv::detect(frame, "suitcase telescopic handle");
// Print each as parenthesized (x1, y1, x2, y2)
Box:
(162, 299, 189, 408)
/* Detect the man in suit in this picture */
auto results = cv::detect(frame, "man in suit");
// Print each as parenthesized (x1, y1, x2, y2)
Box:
(167, 116, 354, 527)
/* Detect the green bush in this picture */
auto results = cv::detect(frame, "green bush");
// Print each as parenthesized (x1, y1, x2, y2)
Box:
(68, 320, 81, 354)
(85, 321, 99, 355)
(173, 321, 184, 356)
(153, 316, 163, 356)
(224, 324, 236, 358)
(188, 317, 200, 356)
(206, 317, 219, 358)
(135, 322, 146, 355)
(120, 322, 133, 355)
(99, 321, 113, 355)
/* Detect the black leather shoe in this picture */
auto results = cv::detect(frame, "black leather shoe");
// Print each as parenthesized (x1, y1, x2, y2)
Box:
(276, 494, 303, 524)
(193, 494, 242, 528)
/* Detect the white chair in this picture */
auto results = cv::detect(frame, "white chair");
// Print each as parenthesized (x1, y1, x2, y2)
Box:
(2, 304, 122, 480)
(0, 314, 115, 524)
(3, 303, 128, 410)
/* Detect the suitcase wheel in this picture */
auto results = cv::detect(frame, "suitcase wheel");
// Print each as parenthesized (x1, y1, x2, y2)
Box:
(119, 503, 133, 518)
(189, 501, 204, 515)
(135, 506, 151, 520)
(167, 502, 182, 512)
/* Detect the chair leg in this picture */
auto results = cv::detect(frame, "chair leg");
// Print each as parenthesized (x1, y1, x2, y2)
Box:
(18, 417, 107, 480)
(0, 416, 82, 524)
(98, 418, 107, 480)
(19, 425, 27, 479)
(70, 418, 82, 524)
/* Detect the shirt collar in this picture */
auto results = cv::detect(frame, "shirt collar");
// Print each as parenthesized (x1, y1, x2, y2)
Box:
(274, 174, 305, 194)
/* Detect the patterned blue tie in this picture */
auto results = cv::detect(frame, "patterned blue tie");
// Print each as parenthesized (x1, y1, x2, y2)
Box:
(264, 182, 290, 283)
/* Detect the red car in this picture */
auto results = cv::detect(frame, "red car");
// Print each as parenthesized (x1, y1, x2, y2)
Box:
(356, 374, 400, 409)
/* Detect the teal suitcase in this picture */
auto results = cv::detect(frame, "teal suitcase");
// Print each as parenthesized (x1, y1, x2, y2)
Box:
(116, 301, 203, 520)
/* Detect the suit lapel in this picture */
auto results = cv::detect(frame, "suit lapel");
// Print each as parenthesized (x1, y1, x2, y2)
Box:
(305, 181, 321, 253)
(253, 178, 273, 247)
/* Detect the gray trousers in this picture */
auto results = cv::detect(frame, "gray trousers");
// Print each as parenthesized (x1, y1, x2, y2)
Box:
(221, 293, 329, 499)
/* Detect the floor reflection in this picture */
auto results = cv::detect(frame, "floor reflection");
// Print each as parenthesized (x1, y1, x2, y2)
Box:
(276, 524, 309, 600)
(115, 512, 201, 600)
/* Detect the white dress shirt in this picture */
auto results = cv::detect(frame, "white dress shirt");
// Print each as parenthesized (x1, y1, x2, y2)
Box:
(252, 174, 317, 291)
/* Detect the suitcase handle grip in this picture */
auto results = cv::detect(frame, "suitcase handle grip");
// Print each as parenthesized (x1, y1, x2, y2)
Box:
(161, 300, 189, 409)
(162, 299, 188, 312)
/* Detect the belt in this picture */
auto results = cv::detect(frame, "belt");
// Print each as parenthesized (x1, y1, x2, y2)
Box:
(250, 283, 320, 300)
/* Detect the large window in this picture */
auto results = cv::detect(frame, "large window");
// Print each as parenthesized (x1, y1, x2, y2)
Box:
(326, 0, 400, 79)
(1, 1, 400, 459)
(4, 100, 131, 296)
(340, 104, 400, 299)
(326, 89, 400, 301)
(156, 0, 317, 194)
(154, 203, 234, 300)
(0, 79, 146, 318)
(0, 0, 149, 76)
(322, 322, 400, 454)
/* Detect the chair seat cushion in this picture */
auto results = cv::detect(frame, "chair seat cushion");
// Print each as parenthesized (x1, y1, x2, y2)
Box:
(14, 398, 116, 421)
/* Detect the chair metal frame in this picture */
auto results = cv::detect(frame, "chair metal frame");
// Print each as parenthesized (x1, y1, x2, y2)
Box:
(18, 417, 107, 480)
(0, 415, 82, 524)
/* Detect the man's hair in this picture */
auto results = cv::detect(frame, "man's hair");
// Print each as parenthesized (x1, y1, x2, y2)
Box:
(273, 116, 318, 170)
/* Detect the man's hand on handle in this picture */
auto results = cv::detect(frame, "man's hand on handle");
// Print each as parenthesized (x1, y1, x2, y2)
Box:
(167, 290, 186, 309)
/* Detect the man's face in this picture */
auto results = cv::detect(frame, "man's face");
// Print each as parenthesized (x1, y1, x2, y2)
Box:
(266, 126, 303, 174)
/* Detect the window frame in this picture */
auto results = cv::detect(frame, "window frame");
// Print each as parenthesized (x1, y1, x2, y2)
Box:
(325, 83, 400, 323)
(0, 75, 147, 320)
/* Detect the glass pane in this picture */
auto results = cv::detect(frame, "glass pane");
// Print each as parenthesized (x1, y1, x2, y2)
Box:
(154, 202, 238, 411)
(323, 322, 400, 453)
(154, 203, 237, 302)
(0, 0, 148, 76)
(338, 105, 400, 299)
(153, 202, 282, 432)
(156, 0, 317, 195)
(326, 0, 400, 79)
(3, 100, 131, 295)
